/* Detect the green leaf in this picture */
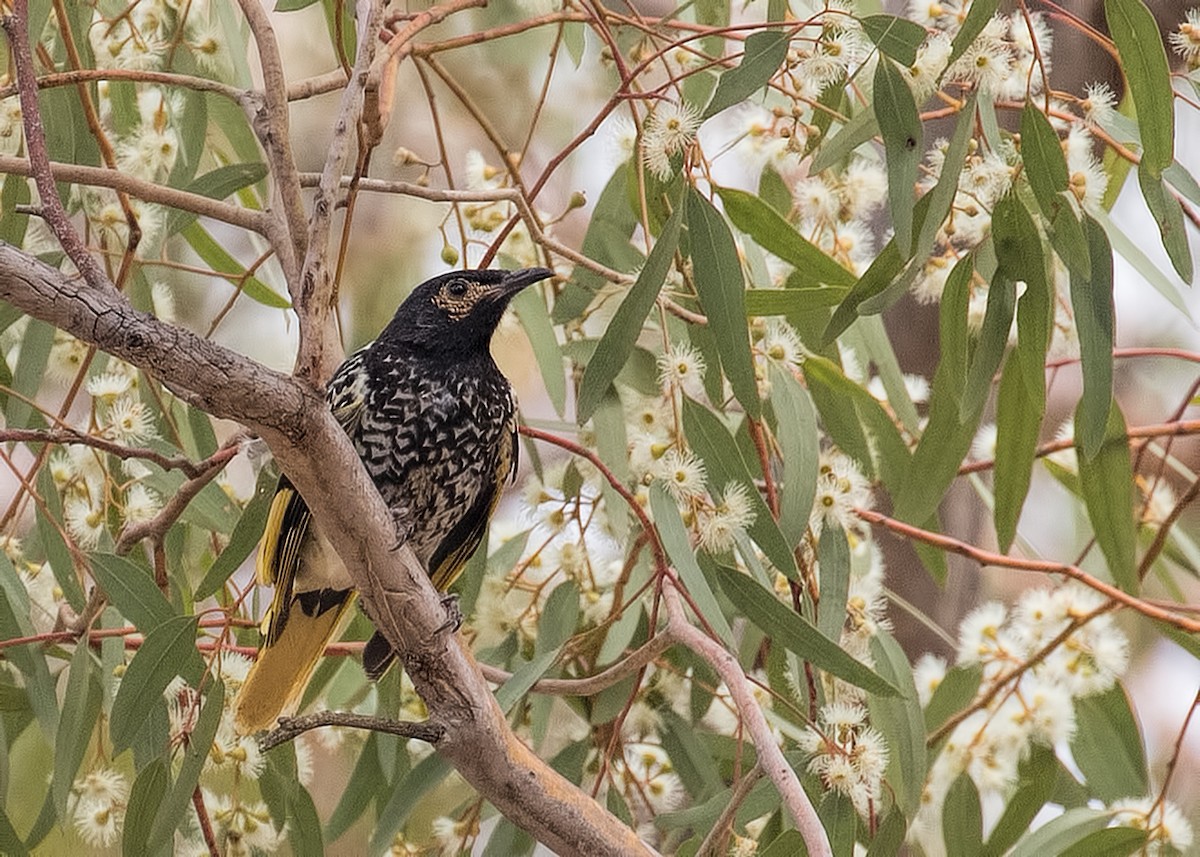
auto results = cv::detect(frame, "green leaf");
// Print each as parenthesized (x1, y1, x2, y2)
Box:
(110, 615, 200, 753)
(822, 239, 905, 343)
(682, 398, 799, 578)
(993, 356, 1042, 552)
(984, 744, 1058, 857)
(650, 485, 735, 646)
(810, 108, 879, 175)
(1007, 808, 1111, 857)
(1075, 401, 1137, 592)
(717, 187, 855, 287)
(1020, 102, 1090, 278)
(181, 222, 291, 309)
(866, 807, 907, 857)
(820, 790, 857, 857)
(943, 773, 983, 857)
(769, 365, 819, 548)
(0, 174, 31, 248)
(817, 524, 849, 641)
(495, 581, 579, 710)
(511, 286, 567, 417)
(576, 202, 682, 421)
(803, 355, 912, 493)
(761, 830, 809, 857)
(195, 469, 275, 599)
(368, 754, 451, 854)
(1138, 168, 1193, 283)
(166, 162, 268, 235)
(0, 806, 28, 857)
(874, 57, 922, 252)
(1059, 827, 1148, 857)
(1105, 0, 1174, 177)
(1094, 209, 1188, 313)
(89, 553, 175, 634)
(0, 570, 58, 735)
(703, 31, 789, 119)
(147, 682, 225, 852)
(948, 0, 999, 66)
(868, 632, 927, 817)
(717, 567, 898, 696)
(687, 187, 760, 418)
(1072, 217, 1117, 461)
(123, 758, 170, 857)
(861, 15, 927, 66)
(745, 287, 848, 314)
(924, 664, 982, 732)
(51, 642, 102, 817)
(1071, 683, 1147, 802)
(275, 0, 320, 11)
(6, 317, 52, 429)
(660, 709, 724, 799)
(326, 732, 384, 840)
(960, 272, 1016, 424)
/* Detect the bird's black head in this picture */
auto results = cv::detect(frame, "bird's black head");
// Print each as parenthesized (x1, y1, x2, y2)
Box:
(378, 267, 553, 357)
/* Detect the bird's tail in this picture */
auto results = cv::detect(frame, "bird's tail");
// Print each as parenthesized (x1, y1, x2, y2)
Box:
(233, 592, 356, 734)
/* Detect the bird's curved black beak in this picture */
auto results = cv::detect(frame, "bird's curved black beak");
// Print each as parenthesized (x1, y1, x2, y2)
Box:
(494, 267, 554, 299)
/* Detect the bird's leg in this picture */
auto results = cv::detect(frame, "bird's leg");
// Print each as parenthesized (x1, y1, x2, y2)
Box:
(434, 593, 463, 635)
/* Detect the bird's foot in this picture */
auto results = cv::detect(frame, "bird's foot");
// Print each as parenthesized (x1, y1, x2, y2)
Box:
(434, 593, 463, 636)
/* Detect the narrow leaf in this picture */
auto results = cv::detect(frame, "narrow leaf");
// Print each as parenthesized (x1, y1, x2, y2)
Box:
(1021, 102, 1090, 277)
(717, 567, 898, 697)
(948, 0, 999, 65)
(1059, 827, 1148, 857)
(924, 664, 983, 732)
(770, 365, 819, 548)
(861, 15, 927, 65)
(52, 642, 101, 817)
(110, 615, 201, 753)
(1072, 217, 1117, 460)
(1105, 0, 1174, 177)
(511, 286, 567, 417)
(89, 553, 175, 633)
(703, 31, 789, 119)
(1138, 168, 1193, 283)
(577, 202, 682, 421)
(195, 469, 276, 599)
(147, 682, 225, 852)
(984, 744, 1058, 857)
(123, 758, 170, 857)
(181, 222, 291, 309)
(943, 774, 983, 857)
(650, 486, 735, 646)
(868, 632, 927, 816)
(874, 57, 922, 251)
(1071, 683, 1148, 802)
(817, 524, 850, 641)
(717, 187, 855, 287)
(166, 162, 267, 235)
(1075, 401, 1137, 592)
(687, 187, 761, 418)
(682, 398, 800, 578)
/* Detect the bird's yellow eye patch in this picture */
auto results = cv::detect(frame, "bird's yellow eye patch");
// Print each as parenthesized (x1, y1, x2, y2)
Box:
(433, 279, 484, 320)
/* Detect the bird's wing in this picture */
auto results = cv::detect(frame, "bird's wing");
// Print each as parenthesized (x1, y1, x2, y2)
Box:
(256, 346, 371, 643)
(427, 418, 517, 591)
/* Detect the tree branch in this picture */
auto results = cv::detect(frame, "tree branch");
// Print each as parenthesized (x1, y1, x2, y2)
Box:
(292, 0, 386, 386)
(0, 156, 272, 236)
(235, 0, 308, 283)
(663, 581, 832, 857)
(259, 711, 447, 752)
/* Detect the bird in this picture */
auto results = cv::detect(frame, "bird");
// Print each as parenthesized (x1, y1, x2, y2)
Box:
(233, 266, 553, 734)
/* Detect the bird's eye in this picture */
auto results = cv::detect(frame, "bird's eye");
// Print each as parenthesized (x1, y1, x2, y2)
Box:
(446, 280, 470, 297)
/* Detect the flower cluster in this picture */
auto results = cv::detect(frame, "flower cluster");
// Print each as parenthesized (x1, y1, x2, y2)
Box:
(800, 701, 889, 816)
(911, 583, 1132, 851)
(1170, 8, 1200, 72)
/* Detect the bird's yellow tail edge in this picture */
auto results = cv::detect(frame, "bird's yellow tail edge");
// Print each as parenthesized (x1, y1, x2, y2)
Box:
(233, 594, 356, 734)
